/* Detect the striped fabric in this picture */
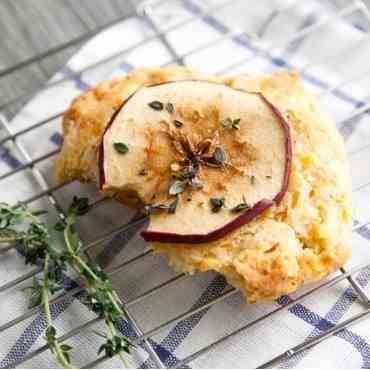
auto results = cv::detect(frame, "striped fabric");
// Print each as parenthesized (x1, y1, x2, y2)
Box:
(1, 0, 370, 367)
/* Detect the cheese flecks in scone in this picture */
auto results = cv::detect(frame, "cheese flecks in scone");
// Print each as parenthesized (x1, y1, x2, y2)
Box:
(100, 81, 292, 243)
(56, 67, 352, 303)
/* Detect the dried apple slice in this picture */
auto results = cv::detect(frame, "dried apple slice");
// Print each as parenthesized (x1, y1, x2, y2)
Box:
(99, 80, 292, 244)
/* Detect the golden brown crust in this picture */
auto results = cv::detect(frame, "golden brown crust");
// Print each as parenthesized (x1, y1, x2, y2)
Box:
(56, 67, 219, 183)
(56, 66, 352, 303)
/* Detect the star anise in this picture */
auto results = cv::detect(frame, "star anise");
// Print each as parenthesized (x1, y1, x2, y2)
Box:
(168, 131, 228, 197)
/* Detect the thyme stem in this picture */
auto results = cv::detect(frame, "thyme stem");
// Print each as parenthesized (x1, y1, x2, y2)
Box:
(64, 224, 99, 281)
(62, 216, 129, 367)
(42, 255, 74, 369)
(108, 320, 129, 368)
(0, 198, 131, 368)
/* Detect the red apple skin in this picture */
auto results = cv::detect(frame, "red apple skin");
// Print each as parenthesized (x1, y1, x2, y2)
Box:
(259, 94, 292, 205)
(99, 81, 292, 245)
(141, 199, 274, 243)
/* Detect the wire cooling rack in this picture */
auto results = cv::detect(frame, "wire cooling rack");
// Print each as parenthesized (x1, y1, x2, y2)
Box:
(2, 0, 370, 368)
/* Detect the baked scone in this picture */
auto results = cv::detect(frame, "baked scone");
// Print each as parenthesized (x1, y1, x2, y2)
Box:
(56, 66, 352, 303)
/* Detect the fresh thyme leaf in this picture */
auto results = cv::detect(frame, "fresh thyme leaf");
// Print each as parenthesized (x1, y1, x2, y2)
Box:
(144, 203, 169, 215)
(98, 343, 108, 356)
(144, 197, 180, 215)
(214, 147, 227, 164)
(169, 180, 187, 195)
(231, 118, 241, 130)
(54, 221, 66, 231)
(165, 102, 175, 114)
(266, 175, 272, 179)
(173, 119, 183, 128)
(148, 101, 163, 111)
(45, 322, 73, 366)
(210, 197, 225, 213)
(99, 336, 131, 358)
(17, 222, 49, 265)
(250, 175, 256, 185)
(29, 290, 43, 309)
(45, 325, 57, 341)
(60, 344, 73, 364)
(61, 344, 73, 352)
(93, 330, 108, 339)
(114, 142, 129, 155)
(69, 196, 90, 217)
(28, 277, 43, 308)
(221, 117, 241, 130)
(231, 199, 250, 213)
(0, 203, 27, 229)
(154, 204, 170, 210)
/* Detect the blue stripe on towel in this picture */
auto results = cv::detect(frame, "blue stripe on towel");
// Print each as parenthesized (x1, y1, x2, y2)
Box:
(339, 101, 368, 141)
(160, 276, 228, 367)
(356, 223, 370, 241)
(60, 66, 90, 91)
(0, 217, 172, 368)
(61, 60, 133, 91)
(0, 299, 74, 368)
(283, 13, 317, 56)
(0, 145, 21, 169)
(50, 132, 63, 146)
(120, 61, 134, 73)
(182, 0, 365, 108)
(0, 278, 82, 368)
(0, 272, 170, 369)
(140, 339, 188, 369)
(277, 268, 370, 368)
(139, 275, 228, 368)
(177, 10, 370, 367)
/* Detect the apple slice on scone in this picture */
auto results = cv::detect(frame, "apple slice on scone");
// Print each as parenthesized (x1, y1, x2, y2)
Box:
(99, 80, 292, 244)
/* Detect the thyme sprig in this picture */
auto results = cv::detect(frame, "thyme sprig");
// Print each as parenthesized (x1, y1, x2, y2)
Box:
(0, 198, 132, 368)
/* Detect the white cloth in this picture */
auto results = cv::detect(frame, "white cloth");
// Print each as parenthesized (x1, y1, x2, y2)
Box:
(1, 0, 370, 368)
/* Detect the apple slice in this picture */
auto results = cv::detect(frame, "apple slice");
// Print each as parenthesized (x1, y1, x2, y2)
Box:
(99, 80, 292, 244)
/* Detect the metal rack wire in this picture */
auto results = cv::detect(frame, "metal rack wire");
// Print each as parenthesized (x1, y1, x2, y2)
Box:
(2, 0, 370, 367)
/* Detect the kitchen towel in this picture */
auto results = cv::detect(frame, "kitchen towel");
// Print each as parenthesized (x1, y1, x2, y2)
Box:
(2, 0, 370, 368)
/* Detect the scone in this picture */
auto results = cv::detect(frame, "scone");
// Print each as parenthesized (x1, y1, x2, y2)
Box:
(56, 66, 352, 303)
